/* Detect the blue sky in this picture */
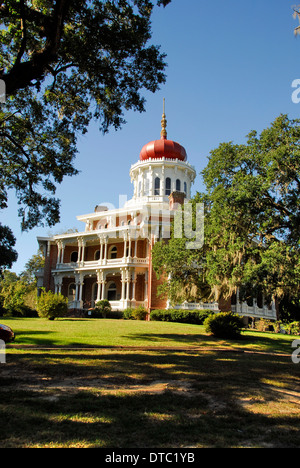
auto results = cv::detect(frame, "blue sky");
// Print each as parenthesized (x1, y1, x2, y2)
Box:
(5, 0, 300, 274)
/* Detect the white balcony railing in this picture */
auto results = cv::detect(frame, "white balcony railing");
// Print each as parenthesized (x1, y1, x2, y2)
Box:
(55, 256, 149, 271)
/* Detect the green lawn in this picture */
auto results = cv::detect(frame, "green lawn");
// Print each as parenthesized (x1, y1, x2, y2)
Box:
(1, 318, 300, 448)
(2, 317, 297, 354)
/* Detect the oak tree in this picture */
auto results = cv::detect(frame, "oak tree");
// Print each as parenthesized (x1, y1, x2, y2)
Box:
(0, 0, 170, 269)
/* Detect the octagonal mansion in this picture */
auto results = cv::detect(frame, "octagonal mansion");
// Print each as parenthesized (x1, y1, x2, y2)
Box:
(36, 106, 277, 321)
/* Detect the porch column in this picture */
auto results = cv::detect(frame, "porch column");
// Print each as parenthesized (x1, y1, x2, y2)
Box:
(101, 281, 106, 300)
(78, 273, 84, 305)
(75, 281, 79, 302)
(96, 270, 102, 302)
(134, 239, 138, 258)
(103, 236, 108, 265)
(131, 270, 136, 302)
(144, 270, 148, 302)
(61, 241, 65, 264)
(56, 241, 62, 266)
(121, 269, 126, 301)
(128, 235, 132, 259)
(81, 239, 86, 264)
(54, 274, 63, 294)
(123, 233, 127, 259)
(125, 269, 130, 301)
(78, 239, 82, 264)
(99, 237, 104, 264)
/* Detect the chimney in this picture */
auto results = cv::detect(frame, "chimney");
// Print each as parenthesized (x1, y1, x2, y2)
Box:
(169, 191, 185, 210)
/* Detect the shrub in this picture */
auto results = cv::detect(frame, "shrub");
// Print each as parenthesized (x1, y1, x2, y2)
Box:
(132, 306, 148, 320)
(37, 291, 68, 320)
(284, 321, 300, 335)
(204, 312, 244, 339)
(123, 308, 134, 320)
(95, 299, 111, 318)
(150, 309, 213, 325)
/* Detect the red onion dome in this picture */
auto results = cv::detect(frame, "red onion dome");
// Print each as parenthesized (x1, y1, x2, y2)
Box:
(139, 137, 187, 161)
(140, 100, 187, 162)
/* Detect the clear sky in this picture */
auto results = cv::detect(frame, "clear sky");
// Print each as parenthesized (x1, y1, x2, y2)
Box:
(4, 0, 300, 274)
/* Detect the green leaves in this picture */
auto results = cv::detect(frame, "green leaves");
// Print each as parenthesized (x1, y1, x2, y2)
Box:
(0, 0, 170, 243)
(201, 114, 300, 301)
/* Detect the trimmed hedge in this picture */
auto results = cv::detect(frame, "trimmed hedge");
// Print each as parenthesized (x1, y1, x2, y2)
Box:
(150, 309, 213, 325)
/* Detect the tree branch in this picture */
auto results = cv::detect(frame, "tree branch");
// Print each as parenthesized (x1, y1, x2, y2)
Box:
(3, 0, 72, 95)
(13, 0, 27, 69)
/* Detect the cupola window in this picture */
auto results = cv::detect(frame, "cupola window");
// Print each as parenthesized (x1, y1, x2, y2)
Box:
(165, 177, 171, 196)
(154, 177, 160, 195)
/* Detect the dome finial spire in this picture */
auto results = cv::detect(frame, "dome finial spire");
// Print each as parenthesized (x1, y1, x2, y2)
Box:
(160, 97, 167, 139)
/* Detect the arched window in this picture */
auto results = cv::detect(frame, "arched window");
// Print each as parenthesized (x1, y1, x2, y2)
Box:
(184, 181, 187, 194)
(165, 177, 171, 196)
(68, 283, 76, 302)
(154, 177, 160, 195)
(107, 282, 117, 301)
(109, 245, 117, 259)
(145, 178, 150, 196)
(70, 251, 78, 263)
(94, 250, 100, 260)
(176, 179, 181, 192)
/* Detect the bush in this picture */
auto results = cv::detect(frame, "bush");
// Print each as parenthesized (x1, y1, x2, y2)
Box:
(95, 299, 111, 318)
(204, 312, 244, 339)
(123, 308, 134, 320)
(150, 309, 213, 325)
(37, 291, 68, 320)
(132, 306, 148, 320)
(284, 321, 300, 335)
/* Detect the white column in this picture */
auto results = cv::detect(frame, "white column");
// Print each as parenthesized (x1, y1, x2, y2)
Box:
(81, 240, 86, 264)
(144, 271, 148, 302)
(101, 281, 106, 300)
(78, 240, 82, 264)
(131, 270, 136, 302)
(121, 269, 126, 301)
(61, 242, 65, 264)
(56, 242, 61, 266)
(96, 270, 102, 302)
(128, 236, 132, 259)
(104, 237, 108, 265)
(100, 237, 104, 264)
(134, 239, 138, 258)
(126, 269, 130, 301)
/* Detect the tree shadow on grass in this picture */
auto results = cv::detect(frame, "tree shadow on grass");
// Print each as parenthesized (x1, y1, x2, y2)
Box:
(1, 348, 300, 448)
(121, 331, 221, 348)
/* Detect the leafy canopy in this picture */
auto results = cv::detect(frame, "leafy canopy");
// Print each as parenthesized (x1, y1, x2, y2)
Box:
(0, 0, 171, 270)
(0, 0, 170, 230)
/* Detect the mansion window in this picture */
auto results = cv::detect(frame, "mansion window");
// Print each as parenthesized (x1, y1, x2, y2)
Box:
(176, 179, 181, 192)
(68, 283, 76, 302)
(145, 178, 150, 196)
(154, 177, 160, 195)
(109, 246, 117, 259)
(107, 282, 117, 301)
(165, 177, 171, 196)
(184, 181, 187, 194)
(70, 251, 78, 263)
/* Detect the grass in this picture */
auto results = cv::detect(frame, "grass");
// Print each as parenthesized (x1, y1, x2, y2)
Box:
(1, 317, 297, 353)
(1, 317, 300, 448)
